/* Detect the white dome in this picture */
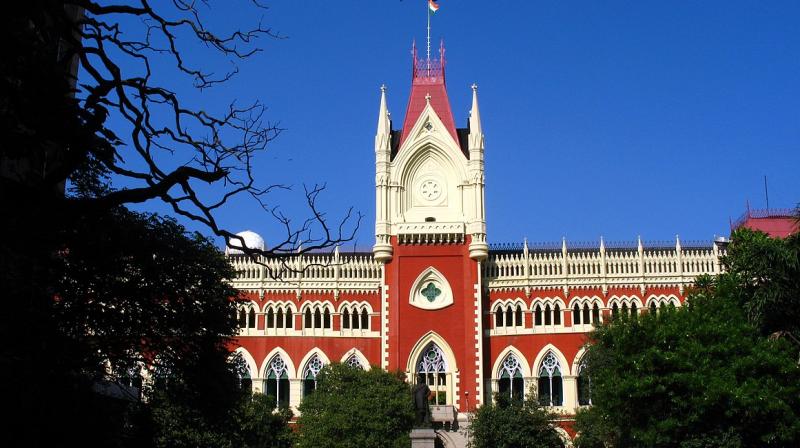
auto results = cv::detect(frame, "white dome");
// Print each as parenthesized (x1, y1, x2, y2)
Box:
(226, 230, 266, 255)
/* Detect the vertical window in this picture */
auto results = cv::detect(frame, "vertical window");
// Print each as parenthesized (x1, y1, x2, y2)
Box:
(650, 302, 657, 314)
(631, 303, 638, 317)
(417, 343, 448, 405)
(505, 307, 513, 328)
(264, 355, 290, 408)
(621, 303, 629, 316)
(360, 309, 369, 330)
(592, 303, 600, 323)
(515, 305, 523, 327)
(266, 309, 275, 328)
(573, 304, 581, 325)
(323, 309, 331, 329)
(304, 309, 312, 328)
(495, 308, 504, 328)
(612, 303, 619, 318)
(577, 358, 592, 406)
(303, 355, 324, 397)
(554, 304, 561, 325)
(534, 305, 542, 326)
(498, 353, 525, 401)
(537, 352, 562, 407)
(248, 308, 256, 329)
(238, 309, 247, 328)
(285, 309, 293, 328)
(582, 304, 590, 324)
(544, 304, 552, 325)
(343, 309, 350, 329)
(276, 308, 284, 329)
(314, 309, 321, 328)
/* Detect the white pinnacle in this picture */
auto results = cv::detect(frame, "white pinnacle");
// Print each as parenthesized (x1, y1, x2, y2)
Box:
(377, 84, 390, 136)
(469, 83, 482, 135)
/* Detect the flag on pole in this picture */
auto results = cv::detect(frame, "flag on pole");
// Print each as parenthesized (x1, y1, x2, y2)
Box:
(428, 0, 440, 14)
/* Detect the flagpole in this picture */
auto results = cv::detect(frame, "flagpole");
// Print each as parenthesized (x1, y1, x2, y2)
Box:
(426, 1, 431, 76)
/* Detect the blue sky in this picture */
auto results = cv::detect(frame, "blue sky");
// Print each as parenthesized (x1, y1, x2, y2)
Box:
(102, 1, 799, 249)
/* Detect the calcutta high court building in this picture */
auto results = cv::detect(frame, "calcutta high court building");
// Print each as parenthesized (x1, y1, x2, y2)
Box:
(225, 40, 778, 447)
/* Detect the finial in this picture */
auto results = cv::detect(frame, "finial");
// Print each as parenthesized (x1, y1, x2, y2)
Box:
(600, 236, 605, 250)
(471, 83, 478, 92)
(380, 84, 387, 93)
(425, 93, 432, 103)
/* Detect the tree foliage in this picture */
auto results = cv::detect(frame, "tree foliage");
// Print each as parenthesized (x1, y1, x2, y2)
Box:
(470, 393, 564, 448)
(575, 227, 800, 447)
(296, 363, 415, 448)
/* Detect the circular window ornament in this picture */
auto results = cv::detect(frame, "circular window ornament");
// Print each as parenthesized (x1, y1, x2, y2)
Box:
(419, 179, 442, 201)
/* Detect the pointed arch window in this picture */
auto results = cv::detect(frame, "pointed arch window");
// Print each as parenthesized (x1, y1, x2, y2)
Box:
(495, 308, 503, 328)
(417, 343, 448, 405)
(582, 304, 590, 324)
(612, 303, 619, 318)
(537, 352, 563, 407)
(577, 357, 592, 406)
(592, 303, 600, 324)
(285, 309, 293, 328)
(266, 309, 275, 328)
(342, 308, 351, 329)
(276, 308, 284, 329)
(303, 355, 324, 397)
(650, 302, 657, 314)
(498, 353, 525, 401)
(345, 354, 364, 370)
(238, 308, 247, 328)
(515, 305, 523, 326)
(360, 309, 369, 329)
(304, 309, 312, 328)
(554, 304, 561, 325)
(247, 308, 256, 328)
(544, 304, 552, 325)
(631, 303, 638, 317)
(573, 304, 581, 325)
(314, 309, 322, 328)
(505, 307, 513, 327)
(264, 355, 289, 408)
(323, 309, 331, 329)
(534, 304, 543, 326)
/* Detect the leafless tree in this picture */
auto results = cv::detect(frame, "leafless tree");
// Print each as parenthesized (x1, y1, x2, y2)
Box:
(41, 0, 361, 257)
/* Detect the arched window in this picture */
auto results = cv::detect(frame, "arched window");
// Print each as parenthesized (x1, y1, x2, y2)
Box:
(323, 309, 331, 328)
(417, 343, 448, 405)
(577, 357, 592, 406)
(592, 303, 600, 323)
(360, 309, 369, 329)
(582, 304, 590, 324)
(631, 303, 638, 317)
(247, 308, 256, 329)
(238, 308, 247, 328)
(537, 352, 562, 406)
(621, 303, 629, 316)
(345, 354, 364, 370)
(534, 305, 542, 326)
(573, 304, 581, 325)
(495, 308, 504, 328)
(544, 304, 552, 325)
(342, 309, 351, 329)
(554, 304, 561, 325)
(650, 302, 657, 314)
(505, 307, 513, 327)
(264, 355, 289, 408)
(612, 303, 619, 318)
(304, 309, 312, 328)
(238, 368, 252, 392)
(276, 308, 284, 329)
(515, 305, 523, 327)
(303, 355, 324, 397)
(314, 309, 321, 328)
(498, 353, 524, 400)
(285, 309, 293, 328)
(266, 309, 275, 328)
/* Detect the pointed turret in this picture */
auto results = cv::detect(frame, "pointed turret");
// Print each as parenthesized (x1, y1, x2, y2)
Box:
(373, 84, 393, 263)
(469, 84, 482, 140)
(377, 84, 391, 138)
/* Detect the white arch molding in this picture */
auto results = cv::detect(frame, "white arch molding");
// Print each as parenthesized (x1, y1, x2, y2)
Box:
(409, 267, 454, 310)
(298, 348, 332, 375)
(340, 348, 371, 370)
(259, 347, 296, 380)
(491, 345, 531, 379)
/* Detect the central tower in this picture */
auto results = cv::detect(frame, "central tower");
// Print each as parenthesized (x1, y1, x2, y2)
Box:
(373, 42, 489, 413)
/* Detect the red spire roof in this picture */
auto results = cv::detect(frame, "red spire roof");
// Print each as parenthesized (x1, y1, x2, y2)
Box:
(398, 41, 459, 148)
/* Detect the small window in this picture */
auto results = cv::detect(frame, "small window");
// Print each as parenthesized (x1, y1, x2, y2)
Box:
(495, 308, 504, 328)
(544, 304, 552, 325)
(276, 308, 284, 329)
(314, 309, 322, 328)
(248, 308, 256, 329)
(592, 303, 600, 323)
(323, 309, 331, 329)
(573, 304, 581, 325)
(534, 305, 542, 326)
(285, 309, 293, 328)
(304, 309, 312, 328)
(505, 307, 513, 327)
(343, 309, 350, 329)
(554, 304, 561, 325)
(361, 309, 369, 329)
(266, 309, 275, 328)
(514, 305, 523, 327)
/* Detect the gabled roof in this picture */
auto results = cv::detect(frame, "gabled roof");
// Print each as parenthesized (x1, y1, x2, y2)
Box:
(397, 42, 459, 150)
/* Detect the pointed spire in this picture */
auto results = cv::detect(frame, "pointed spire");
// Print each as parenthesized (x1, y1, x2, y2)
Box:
(523, 237, 529, 257)
(469, 83, 482, 135)
(637, 235, 643, 252)
(600, 236, 605, 251)
(377, 84, 390, 136)
(675, 234, 681, 251)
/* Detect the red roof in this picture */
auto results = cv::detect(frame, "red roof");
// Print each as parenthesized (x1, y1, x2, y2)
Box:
(398, 43, 459, 149)
(732, 208, 798, 238)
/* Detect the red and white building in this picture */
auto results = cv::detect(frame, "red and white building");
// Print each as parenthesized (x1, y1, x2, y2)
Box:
(229, 43, 731, 447)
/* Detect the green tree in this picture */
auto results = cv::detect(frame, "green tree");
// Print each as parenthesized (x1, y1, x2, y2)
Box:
(574, 288, 800, 447)
(470, 393, 564, 448)
(238, 394, 295, 448)
(296, 363, 415, 448)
